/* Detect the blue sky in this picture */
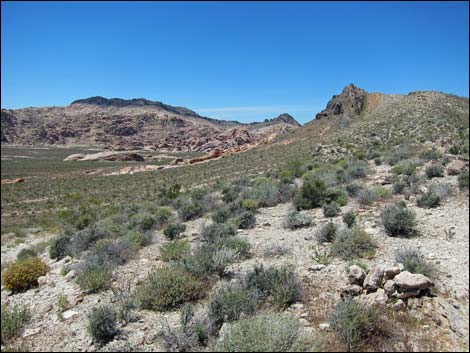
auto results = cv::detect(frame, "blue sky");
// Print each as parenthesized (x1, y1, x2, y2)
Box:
(1, 1, 468, 124)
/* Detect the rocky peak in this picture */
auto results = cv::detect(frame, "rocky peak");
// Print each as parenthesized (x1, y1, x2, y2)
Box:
(315, 83, 367, 120)
(271, 113, 301, 126)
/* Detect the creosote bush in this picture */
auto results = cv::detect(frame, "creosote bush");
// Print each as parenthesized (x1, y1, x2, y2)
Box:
(425, 164, 444, 179)
(214, 313, 315, 352)
(1, 304, 29, 345)
(208, 282, 258, 329)
(201, 223, 236, 243)
(315, 222, 337, 243)
(87, 305, 118, 345)
(2, 257, 49, 292)
(293, 178, 326, 210)
(458, 170, 469, 189)
(163, 223, 187, 240)
(16, 247, 37, 262)
(396, 249, 437, 278)
(283, 210, 313, 230)
(76, 266, 112, 293)
(243, 265, 302, 307)
(416, 191, 441, 209)
(381, 202, 417, 237)
(342, 211, 356, 228)
(331, 226, 377, 260)
(136, 266, 204, 311)
(329, 299, 380, 351)
(160, 240, 191, 262)
(323, 202, 340, 218)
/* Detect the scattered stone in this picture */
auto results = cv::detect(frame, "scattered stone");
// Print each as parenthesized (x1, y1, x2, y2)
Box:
(318, 323, 331, 331)
(309, 264, 326, 271)
(42, 304, 54, 314)
(394, 271, 433, 291)
(396, 289, 421, 299)
(37, 276, 48, 287)
(383, 266, 401, 280)
(23, 327, 41, 338)
(446, 160, 466, 175)
(347, 265, 366, 285)
(363, 266, 384, 291)
(383, 280, 396, 296)
(391, 299, 405, 311)
(341, 284, 363, 297)
(363, 288, 388, 306)
(65, 270, 76, 280)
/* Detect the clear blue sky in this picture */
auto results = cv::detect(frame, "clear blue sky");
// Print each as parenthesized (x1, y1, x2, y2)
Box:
(2, 1, 468, 124)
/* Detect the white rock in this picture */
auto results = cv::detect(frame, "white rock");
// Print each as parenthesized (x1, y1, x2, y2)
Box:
(394, 271, 433, 291)
(62, 310, 79, 320)
(383, 280, 396, 296)
(37, 276, 48, 287)
(318, 323, 330, 331)
(348, 265, 366, 286)
(309, 264, 326, 271)
(363, 266, 384, 291)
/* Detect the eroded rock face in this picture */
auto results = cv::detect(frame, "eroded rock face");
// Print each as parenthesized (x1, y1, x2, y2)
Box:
(64, 151, 145, 162)
(315, 84, 367, 120)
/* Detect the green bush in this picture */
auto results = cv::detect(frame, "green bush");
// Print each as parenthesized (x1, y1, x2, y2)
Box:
(458, 170, 469, 189)
(136, 266, 204, 311)
(241, 199, 259, 211)
(323, 203, 340, 218)
(123, 231, 149, 250)
(419, 148, 442, 161)
(329, 299, 380, 351)
(163, 223, 187, 240)
(243, 265, 302, 307)
(355, 188, 377, 206)
(208, 283, 258, 329)
(315, 222, 337, 243)
(1, 304, 29, 345)
(293, 178, 327, 210)
(324, 187, 348, 206)
(214, 313, 315, 352)
(331, 226, 377, 260)
(16, 247, 37, 262)
(396, 249, 437, 278)
(49, 234, 71, 260)
(87, 305, 118, 345)
(248, 180, 280, 207)
(76, 266, 112, 293)
(181, 244, 237, 278)
(416, 191, 441, 208)
(283, 210, 313, 230)
(178, 199, 205, 221)
(2, 257, 49, 292)
(215, 237, 251, 258)
(381, 202, 417, 237)
(373, 186, 392, 199)
(342, 211, 356, 228)
(425, 164, 444, 179)
(233, 211, 256, 229)
(160, 240, 191, 262)
(201, 223, 236, 243)
(392, 160, 417, 176)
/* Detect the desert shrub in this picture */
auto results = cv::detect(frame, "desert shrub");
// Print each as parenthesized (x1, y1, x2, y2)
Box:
(215, 237, 251, 258)
(160, 240, 191, 262)
(136, 266, 203, 311)
(323, 202, 340, 218)
(419, 148, 442, 161)
(49, 234, 71, 260)
(85, 238, 135, 269)
(212, 207, 232, 224)
(374, 158, 382, 166)
(416, 191, 441, 208)
(458, 170, 469, 189)
(241, 199, 258, 211)
(248, 180, 280, 207)
(283, 210, 313, 230)
(123, 231, 150, 250)
(324, 187, 348, 206)
(243, 265, 302, 307)
(201, 223, 236, 243)
(154, 207, 174, 227)
(2, 257, 49, 292)
(345, 182, 364, 197)
(392, 160, 417, 176)
(373, 186, 392, 199)
(76, 266, 112, 293)
(1, 304, 29, 345)
(293, 178, 327, 210)
(355, 187, 377, 206)
(342, 211, 356, 228)
(287, 159, 304, 178)
(429, 183, 453, 200)
(16, 247, 37, 262)
(87, 305, 118, 345)
(396, 249, 437, 278)
(329, 299, 380, 351)
(158, 184, 182, 201)
(233, 211, 256, 229)
(180, 244, 236, 278)
(315, 222, 337, 243)
(214, 313, 315, 352)
(448, 144, 462, 155)
(425, 164, 444, 178)
(208, 282, 258, 329)
(343, 161, 369, 180)
(278, 183, 297, 203)
(392, 180, 407, 194)
(279, 169, 294, 184)
(263, 244, 290, 257)
(163, 223, 186, 240)
(67, 226, 110, 257)
(381, 202, 417, 237)
(383, 145, 414, 166)
(331, 226, 377, 260)
(178, 199, 205, 221)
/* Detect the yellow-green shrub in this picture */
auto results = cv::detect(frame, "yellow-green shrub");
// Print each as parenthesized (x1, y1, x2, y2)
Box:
(2, 258, 49, 292)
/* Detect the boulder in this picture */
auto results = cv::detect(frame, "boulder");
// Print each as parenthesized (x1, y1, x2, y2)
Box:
(446, 160, 466, 175)
(363, 288, 388, 306)
(341, 284, 363, 298)
(383, 266, 401, 280)
(363, 266, 384, 291)
(393, 271, 433, 291)
(64, 153, 85, 161)
(383, 280, 396, 296)
(348, 265, 366, 285)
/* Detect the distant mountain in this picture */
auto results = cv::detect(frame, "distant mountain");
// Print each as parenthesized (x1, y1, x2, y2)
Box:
(1, 97, 300, 152)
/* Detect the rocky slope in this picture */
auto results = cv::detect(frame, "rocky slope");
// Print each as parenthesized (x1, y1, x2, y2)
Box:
(0, 97, 300, 152)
